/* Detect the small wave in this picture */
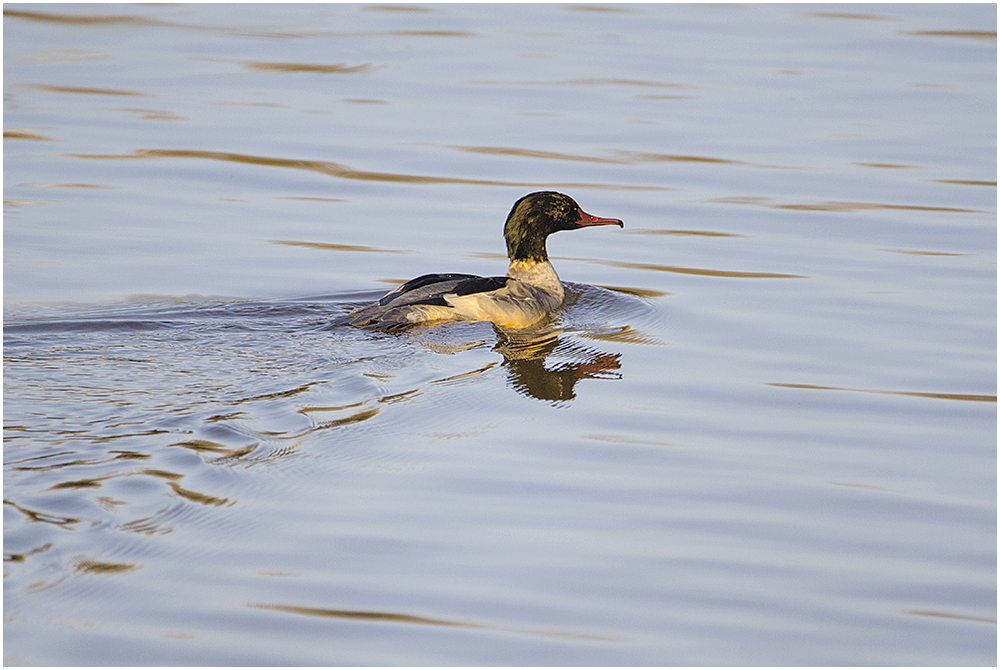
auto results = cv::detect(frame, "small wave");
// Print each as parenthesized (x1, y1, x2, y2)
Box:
(902, 30, 996, 42)
(64, 148, 668, 192)
(3, 8, 159, 25)
(241, 60, 380, 74)
(249, 602, 625, 642)
(4, 296, 365, 337)
(24, 83, 151, 97)
(768, 382, 996, 403)
(4, 319, 177, 334)
(708, 195, 990, 214)
(4, 128, 56, 141)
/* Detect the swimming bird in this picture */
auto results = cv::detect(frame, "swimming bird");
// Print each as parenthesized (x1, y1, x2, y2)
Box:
(348, 191, 623, 329)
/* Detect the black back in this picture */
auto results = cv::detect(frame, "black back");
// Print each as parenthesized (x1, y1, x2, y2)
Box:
(402, 274, 510, 307)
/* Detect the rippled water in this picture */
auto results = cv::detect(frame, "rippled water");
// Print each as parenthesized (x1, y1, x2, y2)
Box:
(4, 3, 996, 665)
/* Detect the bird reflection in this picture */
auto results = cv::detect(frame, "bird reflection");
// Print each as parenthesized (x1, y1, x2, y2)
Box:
(491, 325, 622, 402)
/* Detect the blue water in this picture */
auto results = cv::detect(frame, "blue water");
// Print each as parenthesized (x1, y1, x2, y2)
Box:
(4, 3, 995, 665)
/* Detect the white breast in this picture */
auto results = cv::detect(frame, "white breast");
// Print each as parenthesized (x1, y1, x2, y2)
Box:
(506, 259, 564, 303)
(442, 260, 565, 328)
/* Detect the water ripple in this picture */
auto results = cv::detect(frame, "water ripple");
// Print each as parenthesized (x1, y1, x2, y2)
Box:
(241, 60, 380, 74)
(72, 556, 141, 575)
(24, 83, 151, 97)
(3, 8, 157, 25)
(270, 239, 409, 254)
(585, 257, 807, 279)
(469, 77, 692, 89)
(3, 128, 55, 141)
(442, 144, 800, 170)
(3, 500, 81, 527)
(902, 30, 996, 41)
(65, 148, 668, 191)
(249, 602, 626, 642)
(768, 382, 996, 403)
(709, 195, 991, 214)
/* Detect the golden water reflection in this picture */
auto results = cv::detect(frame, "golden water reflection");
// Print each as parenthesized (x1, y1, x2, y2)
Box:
(566, 5, 635, 13)
(241, 61, 379, 74)
(17, 48, 108, 63)
(709, 195, 990, 214)
(66, 148, 668, 191)
(769, 382, 996, 403)
(3, 500, 80, 527)
(805, 12, 898, 21)
(853, 162, 919, 169)
(3, 8, 157, 25)
(902, 30, 996, 41)
(3, 128, 55, 141)
(881, 248, 969, 257)
(469, 78, 691, 89)
(901, 609, 997, 624)
(443, 144, 799, 170)
(24, 83, 150, 97)
(932, 179, 996, 187)
(30, 183, 115, 190)
(114, 107, 185, 121)
(364, 5, 434, 12)
(167, 482, 233, 507)
(587, 258, 807, 279)
(73, 557, 141, 575)
(277, 196, 348, 202)
(595, 285, 669, 298)
(270, 239, 409, 254)
(3, 8, 473, 40)
(623, 228, 744, 238)
(250, 602, 625, 642)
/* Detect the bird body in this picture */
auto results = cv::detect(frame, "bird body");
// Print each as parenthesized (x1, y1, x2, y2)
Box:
(348, 192, 622, 329)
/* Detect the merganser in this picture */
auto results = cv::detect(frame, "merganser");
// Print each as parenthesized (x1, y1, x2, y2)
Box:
(349, 191, 623, 329)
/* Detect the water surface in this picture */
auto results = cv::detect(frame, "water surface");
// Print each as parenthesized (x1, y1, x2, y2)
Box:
(4, 3, 996, 665)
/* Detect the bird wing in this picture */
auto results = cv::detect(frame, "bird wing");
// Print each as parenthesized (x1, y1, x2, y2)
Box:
(378, 273, 481, 306)
(350, 274, 555, 329)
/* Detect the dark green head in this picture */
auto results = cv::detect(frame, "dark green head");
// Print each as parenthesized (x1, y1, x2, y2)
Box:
(503, 191, 623, 262)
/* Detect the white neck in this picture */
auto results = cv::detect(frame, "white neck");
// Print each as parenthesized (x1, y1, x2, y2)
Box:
(506, 259, 564, 301)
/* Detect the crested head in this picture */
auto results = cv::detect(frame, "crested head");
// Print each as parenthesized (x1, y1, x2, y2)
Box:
(503, 191, 623, 262)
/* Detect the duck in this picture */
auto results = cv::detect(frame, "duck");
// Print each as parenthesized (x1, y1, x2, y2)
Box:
(348, 191, 623, 329)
